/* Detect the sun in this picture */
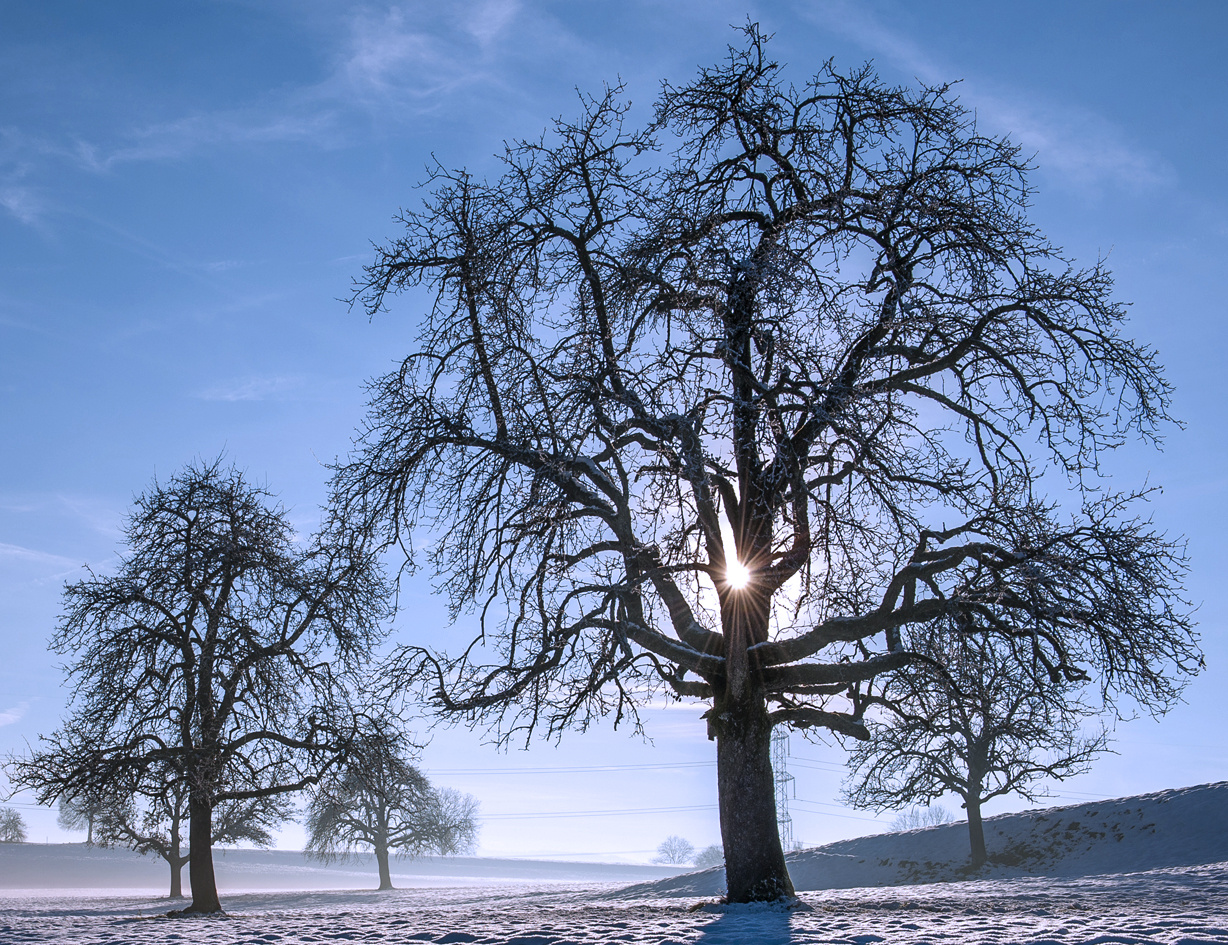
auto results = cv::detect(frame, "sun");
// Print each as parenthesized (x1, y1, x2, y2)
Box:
(726, 559, 751, 590)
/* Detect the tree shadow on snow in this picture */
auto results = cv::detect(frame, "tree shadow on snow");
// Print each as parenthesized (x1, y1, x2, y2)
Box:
(691, 904, 801, 945)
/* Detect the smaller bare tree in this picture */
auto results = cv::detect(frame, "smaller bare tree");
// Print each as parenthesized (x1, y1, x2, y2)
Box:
(305, 734, 479, 889)
(58, 792, 108, 845)
(0, 807, 27, 842)
(845, 625, 1110, 868)
(693, 844, 724, 869)
(91, 768, 291, 898)
(7, 460, 389, 914)
(890, 805, 954, 832)
(423, 787, 480, 856)
(654, 835, 695, 865)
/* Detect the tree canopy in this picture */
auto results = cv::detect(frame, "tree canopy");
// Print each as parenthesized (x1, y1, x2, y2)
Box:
(331, 27, 1199, 901)
(0, 808, 26, 843)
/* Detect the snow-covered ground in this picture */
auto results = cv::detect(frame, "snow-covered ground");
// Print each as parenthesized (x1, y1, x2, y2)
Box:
(1, 783, 1225, 944)
(2, 868, 1225, 945)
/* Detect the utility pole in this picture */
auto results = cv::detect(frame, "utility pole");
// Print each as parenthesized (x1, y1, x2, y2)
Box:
(771, 727, 796, 852)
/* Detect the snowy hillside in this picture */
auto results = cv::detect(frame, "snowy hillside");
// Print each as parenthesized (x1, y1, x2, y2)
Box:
(621, 781, 1228, 898)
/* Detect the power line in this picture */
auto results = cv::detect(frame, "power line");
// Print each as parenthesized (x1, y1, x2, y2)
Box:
(494, 849, 664, 858)
(790, 800, 885, 824)
(429, 761, 715, 776)
(790, 756, 847, 773)
(482, 803, 716, 821)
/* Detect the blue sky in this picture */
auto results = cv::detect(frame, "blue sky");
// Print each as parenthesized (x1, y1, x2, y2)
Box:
(1, 1, 1226, 861)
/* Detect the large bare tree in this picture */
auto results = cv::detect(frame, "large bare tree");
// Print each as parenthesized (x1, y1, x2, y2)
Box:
(8, 460, 388, 914)
(330, 29, 1199, 901)
(844, 623, 1110, 868)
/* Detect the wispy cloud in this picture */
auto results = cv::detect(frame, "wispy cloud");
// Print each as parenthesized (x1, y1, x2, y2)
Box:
(0, 702, 28, 727)
(336, 3, 517, 107)
(198, 374, 304, 402)
(799, 0, 1174, 192)
(0, 184, 41, 224)
(0, 542, 79, 570)
(69, 110, 340, 174)
(466, 0, 521, 48)
(0, 0, 531, 222)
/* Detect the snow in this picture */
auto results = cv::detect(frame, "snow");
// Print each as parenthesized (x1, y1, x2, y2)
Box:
(0, 783, 1225, 944)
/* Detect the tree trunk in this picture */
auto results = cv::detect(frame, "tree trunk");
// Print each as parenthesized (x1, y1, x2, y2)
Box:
(168, 808, 185, 898)
(715, 688, 794, 902)
(168, 856, 184, 899)
(375, 842, 394, 890)
(183, 789, 222, 914)
(966, 791, 987, 869)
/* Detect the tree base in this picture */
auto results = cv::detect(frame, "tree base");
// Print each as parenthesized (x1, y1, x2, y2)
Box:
(691, 895, 814, 913)
(166, 905, 228, 918)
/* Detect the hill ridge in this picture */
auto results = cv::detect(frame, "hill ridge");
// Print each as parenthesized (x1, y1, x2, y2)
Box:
(615, 780, 1228, 897)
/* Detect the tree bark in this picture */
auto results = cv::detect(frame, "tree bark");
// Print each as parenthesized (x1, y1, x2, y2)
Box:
(966, 791, 987, 869)
(715, 687, 795, 902)
(168, 856, 183, 899)
(183, 789, 222, 913)
(375, 842, 394, 891)
(168, 807, 185, 898)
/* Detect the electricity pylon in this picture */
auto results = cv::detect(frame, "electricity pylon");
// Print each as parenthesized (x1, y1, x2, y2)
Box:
(771, 726, 797, 852)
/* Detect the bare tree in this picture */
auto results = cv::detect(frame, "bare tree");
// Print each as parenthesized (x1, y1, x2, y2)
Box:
(845, 626, 1111, 868)
(694, 844, 725, 869)
(330, 27, 1199, 901)
(89, 766, 291, 898)
(7, 459, 389, 914)
(889, 805, 954, 832)
(655, 835, 696, 865)
(0, 807, 26, 842)
(422, 787, 480, 856)
(58, 791, 108, 845)
(304, 733, 478, 889)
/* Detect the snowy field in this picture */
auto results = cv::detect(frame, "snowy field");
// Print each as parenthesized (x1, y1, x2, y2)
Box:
(2, 783, 1226, 944)
(2, 867, 1226, 945)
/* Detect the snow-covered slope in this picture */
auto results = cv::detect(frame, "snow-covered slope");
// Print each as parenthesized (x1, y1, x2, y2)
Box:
(619, 781, 1228, 897)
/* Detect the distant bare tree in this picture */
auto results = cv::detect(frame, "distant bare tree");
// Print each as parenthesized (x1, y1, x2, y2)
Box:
(305, 733, 479, 889)
(655, 835, 696, 865)
(0, 807, 26, 842)
(846, 626, 1110, 868)
(7, 460, 389, 914)
(58, 791, 108, 845)
(90, 766, 291, 898)
(694, 844, 725, 869)
(423, 787, 480, 856)
(331, 26, 1199, 900)
(889, 805, 954, 832)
